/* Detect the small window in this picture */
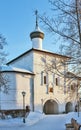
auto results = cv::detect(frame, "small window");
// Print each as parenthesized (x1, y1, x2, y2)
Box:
(56, 77, 60, 86)
(44, 76, 46, 84)
(71, 83, 76, 91)
(56, 78, 58, 86)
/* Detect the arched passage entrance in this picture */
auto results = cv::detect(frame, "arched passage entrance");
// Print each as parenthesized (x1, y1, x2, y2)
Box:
(65, 102, 73, 113)
(43, 99, 58, 114)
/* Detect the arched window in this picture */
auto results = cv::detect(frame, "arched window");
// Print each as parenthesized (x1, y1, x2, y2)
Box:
(41, 72, 48, 85)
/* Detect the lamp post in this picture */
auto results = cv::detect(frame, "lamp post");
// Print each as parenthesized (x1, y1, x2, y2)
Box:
(22, 91, 26, 123)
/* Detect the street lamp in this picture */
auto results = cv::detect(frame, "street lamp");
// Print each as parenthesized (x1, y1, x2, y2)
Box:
(22, 91, 26, 123)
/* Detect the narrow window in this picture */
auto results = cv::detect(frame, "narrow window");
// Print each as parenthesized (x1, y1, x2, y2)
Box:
(44, 76, 46, 84)
(56, 77, 60, 86)
(56, 78, 58, 86)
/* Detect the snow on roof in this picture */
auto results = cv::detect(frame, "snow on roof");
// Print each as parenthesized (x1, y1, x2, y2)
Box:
(0, 65, 34, 75)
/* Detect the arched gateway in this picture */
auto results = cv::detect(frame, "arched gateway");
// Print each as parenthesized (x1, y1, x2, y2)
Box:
(65, 102, 73, 113)
(43, 99, 58, 114)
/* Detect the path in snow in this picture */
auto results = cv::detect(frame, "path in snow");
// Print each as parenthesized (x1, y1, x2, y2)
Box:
(0, 114, 66, 130)
(27, 114, 66, 130)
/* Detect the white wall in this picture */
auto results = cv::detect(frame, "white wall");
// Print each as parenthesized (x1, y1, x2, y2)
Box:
(4, 50, 78, 113)
(1, 72, 34, 110)
(32, 51, 77, 113)
(9, 51, 33, 72)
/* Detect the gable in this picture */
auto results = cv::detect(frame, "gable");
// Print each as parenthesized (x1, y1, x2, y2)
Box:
(7, 48, 70, 65)
(7, 50, 34, 72)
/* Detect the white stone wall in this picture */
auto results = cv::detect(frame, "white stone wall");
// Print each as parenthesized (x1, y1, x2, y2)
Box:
(1, 72, 16, 110)
(3, 50, 78, 113)
(32, 51, 77, 113)
(1, 72, 33, 110)
(9, 51, 33, 72)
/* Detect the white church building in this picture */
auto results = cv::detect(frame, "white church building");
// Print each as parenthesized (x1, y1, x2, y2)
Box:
(0, 15, 80, 114)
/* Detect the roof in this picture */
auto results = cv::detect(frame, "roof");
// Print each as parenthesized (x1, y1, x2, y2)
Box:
(7, 48, 70, 65)
(0, 65, 34, 75)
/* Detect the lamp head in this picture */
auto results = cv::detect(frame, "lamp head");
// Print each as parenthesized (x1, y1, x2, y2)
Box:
(22, 91, 26, 96)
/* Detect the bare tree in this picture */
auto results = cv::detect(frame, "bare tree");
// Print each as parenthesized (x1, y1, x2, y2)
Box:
(0, 34, 9, 93)
(39, 0, 81, 76)
(38, 53, 80, 97)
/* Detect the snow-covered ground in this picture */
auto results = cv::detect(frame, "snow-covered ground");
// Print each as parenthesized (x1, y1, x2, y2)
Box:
(0, 111, 81, 130)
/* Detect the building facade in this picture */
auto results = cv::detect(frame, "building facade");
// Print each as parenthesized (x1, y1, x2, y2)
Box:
(0, 18, 80, 114)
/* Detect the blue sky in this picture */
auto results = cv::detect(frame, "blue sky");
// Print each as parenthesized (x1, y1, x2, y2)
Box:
(0, 0, 59, 61)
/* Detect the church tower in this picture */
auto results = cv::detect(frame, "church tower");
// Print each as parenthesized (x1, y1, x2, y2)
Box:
(30, 10, 44, 50)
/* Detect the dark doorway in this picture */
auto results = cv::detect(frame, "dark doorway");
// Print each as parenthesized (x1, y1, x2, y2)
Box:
(65, 102, 73, 113)
(43, 99, 58, 114)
